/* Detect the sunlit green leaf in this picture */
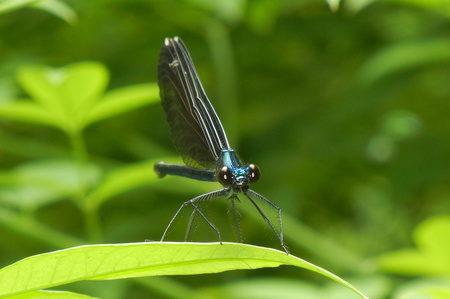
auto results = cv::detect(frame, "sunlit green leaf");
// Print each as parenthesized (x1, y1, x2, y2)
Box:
(6, 290, 97, 299)
(0, 243, 368, 299)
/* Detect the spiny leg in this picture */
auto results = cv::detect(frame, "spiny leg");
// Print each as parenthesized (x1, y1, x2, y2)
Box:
(229, 196, 243, 243)
(184, 202, 220, 242)
(246, 189, 289, 254)
(161, 188, 229, 243)
(184, 204, 198, 241)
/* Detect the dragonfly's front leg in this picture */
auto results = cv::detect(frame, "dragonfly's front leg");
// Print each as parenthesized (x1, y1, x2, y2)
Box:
(161, 188, 231, 242)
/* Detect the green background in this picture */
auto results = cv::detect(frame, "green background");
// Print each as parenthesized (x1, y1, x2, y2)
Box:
(1, 0, 450, 298)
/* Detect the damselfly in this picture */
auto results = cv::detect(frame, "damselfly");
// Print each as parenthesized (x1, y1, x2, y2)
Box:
(155, 37, 288, 253)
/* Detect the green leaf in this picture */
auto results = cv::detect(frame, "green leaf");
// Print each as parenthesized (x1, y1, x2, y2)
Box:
(0, 100, 60, 127)
(377, 215, 450, 276)
(17, 65, 67, 125)
(85, 83, 159, 126)
(392, 279, 450, 299)
(58, 62, 109, 123)
(0, 207, 84, 248)
(32, 0, 78, 24)
(185, 0, 245, 24)
(0, 0, 41, 14)
(326, 0, 341, 11)
(6, 290, 97, 299)
(246, 0, 281, 33)
(207, 275, 389, 299)
(84, 160, 158, 209)
(0, 0, 77, 24)
(84, 158, 213, 210)
(16, 62, 109, 133)
(12, 63, 157, 132)
(382, 0, 450, 17)
(357, 39, 450, 85)
(0, 159, 101, 210)
(0, 243, 369, 299)
(0, 0, 37, 14)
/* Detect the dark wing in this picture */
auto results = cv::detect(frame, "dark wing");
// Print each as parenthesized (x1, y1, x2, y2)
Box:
(157, 37, 230, 169)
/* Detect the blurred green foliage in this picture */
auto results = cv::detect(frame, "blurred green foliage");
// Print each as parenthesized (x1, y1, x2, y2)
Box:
(0, 0, 450, 298)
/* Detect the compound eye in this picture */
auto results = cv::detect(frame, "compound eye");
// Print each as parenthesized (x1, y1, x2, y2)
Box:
(248, 164, 260, 183)
(218, 166, 233, 186)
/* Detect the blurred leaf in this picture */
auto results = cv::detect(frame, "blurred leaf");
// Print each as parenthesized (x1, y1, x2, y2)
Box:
(0, 207, 84, 248)
(246, 0, 282, 33)
(358, 39, 450, 85)
(185, 0, 245, 24)
(392, 279, 450, 299)
(0, 100, 59, 127)
(346, 0, 450, 14)
(207, 278, 320, 299)
(380, 110, 422, 141)
(0, 0, 40, 14)
(32, 0, 77, 24)
(326, 0, 341, 11)
(58, 62, 109, 124)
(429, 288, 450, 299)
(6, 290, 97, 299)
(85, 83, 159, 126)
(377, 215, 450, 276)
(0, 0, 76, 23)
(280, 213, 364, 272)
(343, 0, 377, 11)
(205, 275, 387, 299)
(84, 160, 158, 210)
(0, 243, 368, 299)
(5, 63, 156, 133)
(0, 159, 101, 210)
(84, 157, 213, 211)
(382, 0, 450, 17)
(16, 65, 67, 126)
(17, 62, 109, 133)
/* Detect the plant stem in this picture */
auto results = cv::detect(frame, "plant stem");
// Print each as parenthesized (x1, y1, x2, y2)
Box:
(204, 18, 239, 144)
(85, 205, 103, 243)
(68, 129, 103, 243)
(69, 129, 88, 163)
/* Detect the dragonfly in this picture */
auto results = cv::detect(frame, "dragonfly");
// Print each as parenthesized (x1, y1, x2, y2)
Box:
(155, 36, 288, 253)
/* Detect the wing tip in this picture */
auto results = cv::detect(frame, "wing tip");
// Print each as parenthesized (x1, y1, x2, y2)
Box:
(164, 36, 181, 46)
